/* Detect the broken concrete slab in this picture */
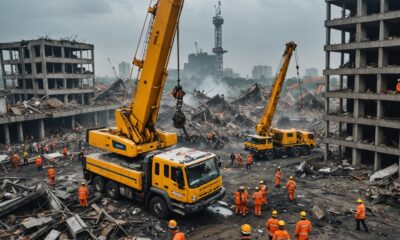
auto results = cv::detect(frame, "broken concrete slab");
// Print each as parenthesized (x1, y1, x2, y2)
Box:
(44, 229, 61, 240)
(66, 214, 90, 240)
(22, 216, 53, 229)
(312, 205, 325, 220)
(370, 163, 398, 181)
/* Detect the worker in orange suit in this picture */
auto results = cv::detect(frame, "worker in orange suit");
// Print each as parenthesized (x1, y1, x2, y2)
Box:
(11, 153, 21, 170)
(275, 167, 282, 188)
(234, 187, 243, 215)
(240, 224, 252, 239)
(266, 210, 280, 240)
(252, 187, 263, 216)
(396, 79, 400, 93)
(355, 199, 369, 232)
(168, 220, 186, 240)
(294, 211, 312, 240)
(47, 165, 56, 186)
(259, 180, 267, 205)
(44, 145, 49, 154)
(78, 182, 89, 207)
(286, 176, 296, 201)
(62, 146, 68, 159)
(241, 186, 249, 216)
(273, 221, 290, 240)
(246, 154, 253, 170)
(35, 155, 43, 171)
(236, 153, 243, 166)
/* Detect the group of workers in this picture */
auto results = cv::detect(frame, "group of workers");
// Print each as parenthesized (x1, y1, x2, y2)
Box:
(230, 152, 254, 170)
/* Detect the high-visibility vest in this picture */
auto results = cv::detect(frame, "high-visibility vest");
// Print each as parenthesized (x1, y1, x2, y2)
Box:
(356, 203, 366, 220)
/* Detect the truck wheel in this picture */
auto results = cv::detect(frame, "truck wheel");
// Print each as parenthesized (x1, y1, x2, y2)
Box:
(302, 146, 310, 156)
(266, 151, 274, 161)
(106, 181, 120, 199)
(149, 196, 169, 219)
(93, 176, 105, 193)
(292, 148, 301, 157)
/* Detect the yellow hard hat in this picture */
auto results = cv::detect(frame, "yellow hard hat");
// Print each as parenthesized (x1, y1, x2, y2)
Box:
(241, 224, 252, 235)
(168, 220, 177, 229)
(357, 199, 363, 203)
(255, 187, 259, 190)
(278, 220, 285, 227)
(300, 211, 307, 218)
(81, 182, 85, 185)
(272, 210, 278, 217)
(259, 180, 264, 184)
(289, 176, 294, 180)
(277, 166, 281, 169)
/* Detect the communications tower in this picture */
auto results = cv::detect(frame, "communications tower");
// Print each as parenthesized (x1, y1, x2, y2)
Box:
(212, 1, 227, 79)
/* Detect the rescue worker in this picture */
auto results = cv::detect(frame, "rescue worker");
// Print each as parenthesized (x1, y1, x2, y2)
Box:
(275, 167, 282, 188)
(236, 153, 243, 166)
(273, 220, 290, 240)
(78, 149, 85, 166)
(396, 79, 400, 94)
(230, 152, 235, 166)
(355, 199, 369, 232)
(47, 165, 56, 186)
(22, 151, 29, 165)
(286, 176, 296, 201)
(246, 154, 253, 170)
(252, 187, 263, 216)
(168, 220, 186, 240)
(294, 211, 312, 240)
(35, 155, 43, 171)
(78, 182, 89, 207)
(234, 187, 243, 215)
(44, 145, 49, 154)
(62, 146, 68, 159)
(266, 210, 280, 240)
(240, 224, 252, 239)
(259, 180, 267, 205)
(11, 153, 21, 170)
(241, 186, 249, 216)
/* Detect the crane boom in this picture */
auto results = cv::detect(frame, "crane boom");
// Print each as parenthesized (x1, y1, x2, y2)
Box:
(87, 0, 185, 157)
(256, 41, 297, 136)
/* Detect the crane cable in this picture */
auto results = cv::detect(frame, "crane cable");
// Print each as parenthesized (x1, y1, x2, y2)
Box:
(172, 23, 190, 142)
(294, 49, 304, 109)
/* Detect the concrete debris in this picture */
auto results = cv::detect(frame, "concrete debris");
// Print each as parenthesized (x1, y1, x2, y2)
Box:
(66, 214, 90, 239)
(370, 163, 399, 181)
(44, 229, 61, 240)
(312, 205, 325, 220)
(22, 216, 53, 229)
(93, 78, 127, 104)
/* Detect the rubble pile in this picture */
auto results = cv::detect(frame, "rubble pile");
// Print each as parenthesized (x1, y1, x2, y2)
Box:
(93, 79, 127, 104)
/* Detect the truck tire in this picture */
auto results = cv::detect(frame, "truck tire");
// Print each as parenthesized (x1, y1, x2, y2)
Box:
(266, 151, 274, 161)
(302, 146, 310, 156)
(93, 176, 105, 193)
(106, 181, 120, 199)
(149, 196, 169, 219)
(292, 147, 301, 157)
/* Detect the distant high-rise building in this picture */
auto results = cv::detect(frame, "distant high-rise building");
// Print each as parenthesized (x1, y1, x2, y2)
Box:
(223, 68, 240, 78)
(183, 52, 217, 80)
(305, 67, 318, 78)
(252, 65, 272, 80)
(118, 61, 131, 79)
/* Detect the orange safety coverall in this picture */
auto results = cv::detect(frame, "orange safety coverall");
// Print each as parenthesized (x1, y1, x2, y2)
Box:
(355, 203, 366, 220)
(78, 186, 89, 207)
(47, 168, 56, 185)
(252, 191, 263, 216)
(294, 219, 312, 240)
(260, 184, 267, 204)
(241, 190, 249, 216)
(396, 82, 400, 93)
(273, 230, 291, 240)
(236, 154, 243, 165)
(275, 171, 282, 187)
(286, 179, 296, 201)
(63, 147, 68, 159)
(246, 154, 253, 165)
(11, 154, 20, 169)
(172, 230, 186, 240)
(234, 191, 242, 214)
(266, 218, 280, 237)
(35, 157, 42, 167)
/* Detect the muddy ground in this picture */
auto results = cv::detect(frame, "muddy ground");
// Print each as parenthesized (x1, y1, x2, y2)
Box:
(5, 136, 400, 240)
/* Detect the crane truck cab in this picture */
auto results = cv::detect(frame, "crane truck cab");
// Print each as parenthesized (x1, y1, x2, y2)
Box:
(83, 147, 225, 218)
(272, 128, 315, 157)
(244, 134, 275, 160)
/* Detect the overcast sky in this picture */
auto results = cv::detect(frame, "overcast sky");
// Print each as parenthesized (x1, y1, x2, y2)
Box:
(0, 0, 326, 78)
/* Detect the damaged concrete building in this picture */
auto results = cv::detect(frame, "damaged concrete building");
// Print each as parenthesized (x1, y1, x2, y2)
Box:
(0, 38, 120, 144)
(324, 0, 400, 172)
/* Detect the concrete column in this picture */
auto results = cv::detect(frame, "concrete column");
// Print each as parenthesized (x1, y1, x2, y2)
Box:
(17, 122, 24, 142)
(3, 124, 10, 145)
(93, 112, 98, 127)
(352, 148, 361, 166)
(357, 0, 366, 17)
(374, 152, 381, 171)
(40, 42, 48, 98)
(381, 0, 388, 13)
(71, 115, 76, 129)
(38, 119, 45, 140)
(64, 94, 68, 104)
(81, 94, 85, 105)
(326, 1, 331, 21)
(104, 110, 109, 126)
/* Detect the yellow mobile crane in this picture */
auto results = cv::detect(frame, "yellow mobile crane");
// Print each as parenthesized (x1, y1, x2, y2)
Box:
(244, 42, 316, 160)
(83, 0, 225, 218)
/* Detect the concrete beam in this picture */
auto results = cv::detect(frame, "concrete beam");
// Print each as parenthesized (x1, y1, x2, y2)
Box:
(325, 91, 400, 101)
(325, 10, 400, 28)
(324, 114, 400, 129)
(325, 137, 400, 156)
(324, 66, 400, 75)
(325, 39, 400, 52)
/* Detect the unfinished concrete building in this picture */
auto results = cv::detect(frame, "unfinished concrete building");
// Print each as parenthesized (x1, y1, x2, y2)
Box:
(0, 38, 120, 144)
(324, 0, 400, 171)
